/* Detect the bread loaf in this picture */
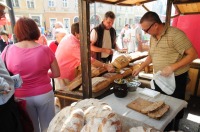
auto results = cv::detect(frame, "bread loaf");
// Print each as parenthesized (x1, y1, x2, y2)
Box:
(112, 55, 129, 69)
(60, 109, 84, 132)
(84, 106, 110, 121)
(73, 98, 121, 131)
(47, 106, 84, 132)
(144, 64, 153, 74)
(98, 67, 108, 76)
(102, 73, 123, 82)
(84, 106, 119, 123)
(128, 126, 152, 132)
(78, 65, 107, 78)
(81, 117, 121, 132)
(49, 98, 122, 132)
(67, 74, 82, 91)
(141, 101, 164, 114)
(121, 68, 132, 78)
(79, 77, 111, 93)
(91, 66, 101, 77)
(73, 98, 112, 112)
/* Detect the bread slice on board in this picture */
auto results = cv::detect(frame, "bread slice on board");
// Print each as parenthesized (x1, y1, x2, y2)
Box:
(148, 104, 170, 119)
(141, 101, 165, 114)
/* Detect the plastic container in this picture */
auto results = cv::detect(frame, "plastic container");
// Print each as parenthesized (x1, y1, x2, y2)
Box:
(126, 80, 141, 92)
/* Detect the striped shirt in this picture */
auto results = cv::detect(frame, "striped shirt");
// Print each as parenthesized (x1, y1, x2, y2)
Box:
(149, 26, 192, 76)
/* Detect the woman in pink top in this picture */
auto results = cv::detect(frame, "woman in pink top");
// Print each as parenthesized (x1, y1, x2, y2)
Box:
(1, 17, 60, 132)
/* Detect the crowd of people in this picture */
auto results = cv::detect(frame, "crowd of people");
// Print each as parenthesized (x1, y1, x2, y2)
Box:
(0, 0, 198, 131)
(120, 22, 147, 53)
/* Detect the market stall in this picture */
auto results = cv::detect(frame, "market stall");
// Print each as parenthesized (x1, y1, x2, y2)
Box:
(78, 0, 200, 99)
(53, 0, 200, 131)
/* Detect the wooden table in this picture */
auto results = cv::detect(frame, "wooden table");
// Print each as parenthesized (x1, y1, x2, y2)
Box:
(54, 84, 113, 108)
(54, 51, 149, 108)
(101, 88, 188, 131)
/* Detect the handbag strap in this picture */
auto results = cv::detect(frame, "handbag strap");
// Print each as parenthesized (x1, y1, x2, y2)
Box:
(4, 45, 10, 68)
(4, 45, 13, 76)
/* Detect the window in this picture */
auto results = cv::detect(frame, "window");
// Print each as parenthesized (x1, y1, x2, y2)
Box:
(50, 18, 56, 29)
(75, 0, 78, 7)
(31, 16, 41, 26)
(27, 0, 34, 8)
(63, 0, 67, 7)
(48, 0, 55, 7)
(12, 0, 19, 7)
(63, 18, 70, 32)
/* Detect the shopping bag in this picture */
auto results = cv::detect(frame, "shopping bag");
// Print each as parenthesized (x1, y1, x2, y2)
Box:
(16, 99, 34, 132)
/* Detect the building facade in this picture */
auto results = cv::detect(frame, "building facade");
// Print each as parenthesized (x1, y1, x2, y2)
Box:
(11, 0, 166, 34)
(11, 0, 148, 33)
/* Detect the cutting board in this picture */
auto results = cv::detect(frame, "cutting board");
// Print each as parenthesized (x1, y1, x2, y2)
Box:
(127, 97, 170, 120)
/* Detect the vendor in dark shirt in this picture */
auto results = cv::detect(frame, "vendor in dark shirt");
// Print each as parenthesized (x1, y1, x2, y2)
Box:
(90, 11, 118, 63)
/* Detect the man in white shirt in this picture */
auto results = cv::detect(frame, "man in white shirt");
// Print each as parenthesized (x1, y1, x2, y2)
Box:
(90, 11, 118, 63)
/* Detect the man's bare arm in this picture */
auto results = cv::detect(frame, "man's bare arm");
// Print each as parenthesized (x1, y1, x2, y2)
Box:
(132, 56, 152, 76)
(90, 41, 113, 55)
(161, 47, 198, 76)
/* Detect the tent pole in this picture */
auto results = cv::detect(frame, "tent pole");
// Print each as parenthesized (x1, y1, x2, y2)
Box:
(165, 0, 173, 26)
(78, 0, 92, 99)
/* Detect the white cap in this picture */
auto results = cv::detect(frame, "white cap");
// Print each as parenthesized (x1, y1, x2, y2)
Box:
(0, 0, 11, 10)
(55, 28, 67, 35)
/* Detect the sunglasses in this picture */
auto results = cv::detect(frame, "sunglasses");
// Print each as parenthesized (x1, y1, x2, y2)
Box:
(143, 22, 156, 33)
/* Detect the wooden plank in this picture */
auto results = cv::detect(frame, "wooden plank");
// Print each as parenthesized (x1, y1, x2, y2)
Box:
(115, 0, 127, 4)
(173, 1, 200, 14)
(177, 5, 185, 13)
(78, 0, 92, 99)
(191, 3, 199, 12)
(173, 0, 200, 4)
(198, 3, 200, 12)
(93, 0, 155, 6)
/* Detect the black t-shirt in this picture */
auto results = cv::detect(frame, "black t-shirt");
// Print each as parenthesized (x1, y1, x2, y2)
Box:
(0, 39, 7, 53)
